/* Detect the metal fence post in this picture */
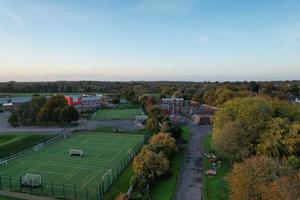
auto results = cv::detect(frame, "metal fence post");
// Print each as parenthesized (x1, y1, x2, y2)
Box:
(0, 176, 2, 190)
(63, 183, 65, 199)
(51, 182, 54, 196)
(41, 181, 43, 194)
(86, 186, 88, 200)
(74, 184, 77, 200)
(9, 176, 12, 191)
(30, 179, 33, 194)
(19, 176, 22, 192)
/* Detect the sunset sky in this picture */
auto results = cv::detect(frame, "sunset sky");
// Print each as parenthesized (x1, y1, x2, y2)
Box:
(0, 0, 300, 81)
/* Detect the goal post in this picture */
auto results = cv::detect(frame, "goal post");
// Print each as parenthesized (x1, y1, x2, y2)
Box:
(0, 160, 7, 166)
(21, 173, 42, 187)
(127, 148, 133, 160)
(69, 149, 84, 157)
(101, 169, 112, 191)
(34, 143, 44, 152)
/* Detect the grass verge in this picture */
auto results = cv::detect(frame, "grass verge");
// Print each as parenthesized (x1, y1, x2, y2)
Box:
(104, 164, 134, 200)
(150, 126, 191, 200)
(203, 134, 231, 200)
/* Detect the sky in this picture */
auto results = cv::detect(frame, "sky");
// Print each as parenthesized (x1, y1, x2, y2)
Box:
(0, 0, 300, 82)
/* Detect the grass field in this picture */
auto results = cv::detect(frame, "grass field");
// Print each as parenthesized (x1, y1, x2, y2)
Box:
(0, 134, 55, 159)
(0, 132, 144, 200)
(203, 134, 231, 200)
(92, 108, 143, 120)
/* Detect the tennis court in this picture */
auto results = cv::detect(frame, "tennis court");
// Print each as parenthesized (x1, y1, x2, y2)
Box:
(0, 132, 145, 200)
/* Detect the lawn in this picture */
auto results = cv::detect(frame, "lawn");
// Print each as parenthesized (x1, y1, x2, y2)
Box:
(0, 132, 145, 200)
(92, 108, 144, 120)
(0, 134, 56, 159)
(203, 134, 231, 200)
(151, 127, 191, 200)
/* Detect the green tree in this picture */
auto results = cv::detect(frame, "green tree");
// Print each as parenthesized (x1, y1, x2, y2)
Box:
(60, 106, 79, 123)
(257, 118, 300, 158)
(213, 97, 273, 161)
(8, 111, 19, 127)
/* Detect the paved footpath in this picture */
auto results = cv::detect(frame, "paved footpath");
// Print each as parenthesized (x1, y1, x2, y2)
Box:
(175, 121, 211, 200)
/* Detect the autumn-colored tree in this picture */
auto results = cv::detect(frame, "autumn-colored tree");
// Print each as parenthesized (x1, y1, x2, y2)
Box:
(212, 121, 250, 161)
(261, 174, 300, 200)
(115, 193, 129, 200)
(146, 117, 160, 132)
(213, 97, 273, 161)
(133, 145, 169, 181)
(149, 132, 177, 156)
(257, 118, 300, 158)
(227, 156, 280, 200)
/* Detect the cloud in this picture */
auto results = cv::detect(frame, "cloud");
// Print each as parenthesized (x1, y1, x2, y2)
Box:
(133, 0, 199, 15)
(195, 34, 208, 44)
(7, 10, 24, 27)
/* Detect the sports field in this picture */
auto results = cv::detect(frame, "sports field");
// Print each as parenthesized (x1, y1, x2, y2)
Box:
(92, 108, 144, 120)
(0, 132, 144, 200)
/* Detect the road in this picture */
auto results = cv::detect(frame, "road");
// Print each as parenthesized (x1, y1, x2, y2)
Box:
(175, 121, 211, 200)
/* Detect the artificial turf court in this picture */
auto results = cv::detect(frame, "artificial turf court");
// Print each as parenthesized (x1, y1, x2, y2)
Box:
(92, 108, 144, 120)
(0, 132, 145, 200)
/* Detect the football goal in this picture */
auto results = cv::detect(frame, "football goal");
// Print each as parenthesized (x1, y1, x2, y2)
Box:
(34, 143, 44, 152)
(21, 174, 42, 187)
(69, 149, 84, 157)
(101, 169, 112, 182)
(0, 159, 7, 166)
(127, 148, 133, 160)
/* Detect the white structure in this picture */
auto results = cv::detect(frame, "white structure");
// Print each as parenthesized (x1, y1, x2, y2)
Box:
(69, 149, 84, 157)
(295, 98, 300, 104)
(21, 174, 42, 187)
(81, 94, 102, 108)
(0, 159, 7, 166)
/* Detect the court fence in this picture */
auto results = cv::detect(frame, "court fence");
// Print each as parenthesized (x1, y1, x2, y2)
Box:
(0, 135, 147, 200)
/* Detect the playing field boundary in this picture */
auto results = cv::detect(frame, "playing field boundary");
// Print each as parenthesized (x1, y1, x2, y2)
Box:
(0, 132, 148, 200)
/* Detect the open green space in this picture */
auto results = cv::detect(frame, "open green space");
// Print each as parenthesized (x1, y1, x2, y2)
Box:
(92, 108, 144, 120)
(0, 132, 145, 200)
(0, 134, 55, 159)
(203, 134, 231, 200)
(151, 127, 191, 200)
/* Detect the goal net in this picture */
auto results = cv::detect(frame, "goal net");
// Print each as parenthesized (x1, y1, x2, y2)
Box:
(21, 173, 42, 187)
(34, 143, 44, 152)
(0, 160, 7, 166)
(69, 149, 84, 157)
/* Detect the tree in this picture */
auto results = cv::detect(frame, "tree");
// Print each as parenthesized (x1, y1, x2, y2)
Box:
(60, 106, 79, 123)
(8, 111, 19, 127)
(213, 121, 250, 161)
(133, 145, 169, 181)
(115, 193, 129, 200)
(160, 121, 182, 140)
(111, 97, 120, 104)
(257, 118, 300, 158)
(227, 156, 281, 200)
(213, 97, 273, 161)
(149, 132, 177, 156)
(146, 118, 160, 132)
(261, 174, 300, 200)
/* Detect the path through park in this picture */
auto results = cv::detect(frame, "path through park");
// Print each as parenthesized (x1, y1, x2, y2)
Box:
(175, 121, 211, 200)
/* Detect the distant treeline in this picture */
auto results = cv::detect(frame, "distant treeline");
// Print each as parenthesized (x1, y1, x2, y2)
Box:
(0, 81, 299, 106)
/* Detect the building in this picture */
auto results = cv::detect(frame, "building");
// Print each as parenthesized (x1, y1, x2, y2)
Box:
(64, 96, 82, 107)
(161, 97, 185, 115)
(192, 114, 213, 125)
(65, 94, 107, 109)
